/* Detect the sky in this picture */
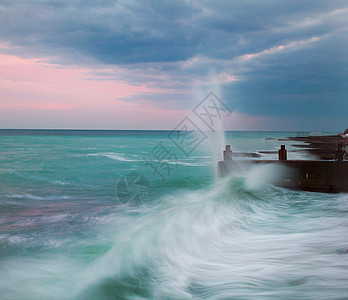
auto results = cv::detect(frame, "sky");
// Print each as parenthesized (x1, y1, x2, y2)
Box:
(0, 0, 347, 131)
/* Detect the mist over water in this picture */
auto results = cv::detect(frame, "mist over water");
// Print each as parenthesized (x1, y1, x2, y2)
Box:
(0, 130, 347, 299)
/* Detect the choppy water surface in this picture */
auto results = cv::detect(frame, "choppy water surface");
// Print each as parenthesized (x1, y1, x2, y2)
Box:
(0, 130, 347, 299)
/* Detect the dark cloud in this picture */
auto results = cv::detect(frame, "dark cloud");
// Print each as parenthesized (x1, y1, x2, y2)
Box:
(0, 0, 200, 63)
(226, 32, 348, 118)
(1, 0, 346, 63)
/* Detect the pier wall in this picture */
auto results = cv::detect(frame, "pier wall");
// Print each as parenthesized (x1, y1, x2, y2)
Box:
(218, 160, 348, 193)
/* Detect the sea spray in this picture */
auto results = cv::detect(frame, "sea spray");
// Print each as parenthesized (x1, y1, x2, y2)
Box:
(73, 166, 315, 299)
(74, 175, 260, 299)
(188, 71, 228, 178)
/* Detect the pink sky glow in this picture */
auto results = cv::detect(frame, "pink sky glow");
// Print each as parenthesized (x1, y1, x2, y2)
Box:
(0, 53, 271, 130)
(0, 54, 193, 129)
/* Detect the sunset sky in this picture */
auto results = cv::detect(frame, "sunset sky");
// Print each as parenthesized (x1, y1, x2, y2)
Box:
(0, 0, 347, 130)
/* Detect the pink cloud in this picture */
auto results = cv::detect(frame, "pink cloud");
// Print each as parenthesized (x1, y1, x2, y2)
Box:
(0, 54, 156, 109)
(218, 72, 240, 83)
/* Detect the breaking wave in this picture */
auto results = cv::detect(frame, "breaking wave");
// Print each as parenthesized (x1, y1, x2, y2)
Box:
(1, 170, 347, 299)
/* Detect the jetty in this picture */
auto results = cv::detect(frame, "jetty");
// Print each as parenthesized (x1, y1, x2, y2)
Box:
(218, 132, 348, 193)
(281, 128, 348, 160)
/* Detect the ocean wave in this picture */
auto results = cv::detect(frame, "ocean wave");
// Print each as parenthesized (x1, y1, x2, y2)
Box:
(0, 233, 72, 249)
(84, 152, 212, 166)
(5, 194, 73, 201)
(85, 152, 141, 162)
(2, 170, 72, 186)
(1, 160, 347, 299)
(165, 160, 211, 166)
(49, 180, 71, 186)
(74, 176, 274, 298)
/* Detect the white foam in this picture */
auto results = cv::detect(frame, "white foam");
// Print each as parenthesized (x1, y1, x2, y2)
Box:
(5, 194, 73, 200)
(50, 180, 71, 186)
(86, 152, 141, 162)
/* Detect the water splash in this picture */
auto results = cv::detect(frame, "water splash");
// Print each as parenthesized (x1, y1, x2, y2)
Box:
(190, 70, 228, 178)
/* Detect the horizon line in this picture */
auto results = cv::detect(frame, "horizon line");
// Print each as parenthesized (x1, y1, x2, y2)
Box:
(0, 128, 340, 133)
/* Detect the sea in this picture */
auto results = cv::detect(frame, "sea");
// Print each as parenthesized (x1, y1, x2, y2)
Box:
(0, 129, 347, 300)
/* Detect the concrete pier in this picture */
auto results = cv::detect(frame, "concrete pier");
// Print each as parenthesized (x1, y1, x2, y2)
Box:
(218, 145, 348, 193)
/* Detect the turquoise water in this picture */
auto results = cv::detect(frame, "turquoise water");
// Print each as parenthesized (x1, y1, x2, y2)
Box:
(0, 130, 347, 299)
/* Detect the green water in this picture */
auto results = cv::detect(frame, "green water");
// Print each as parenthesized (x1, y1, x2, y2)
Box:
(0, 130, 347, 299)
